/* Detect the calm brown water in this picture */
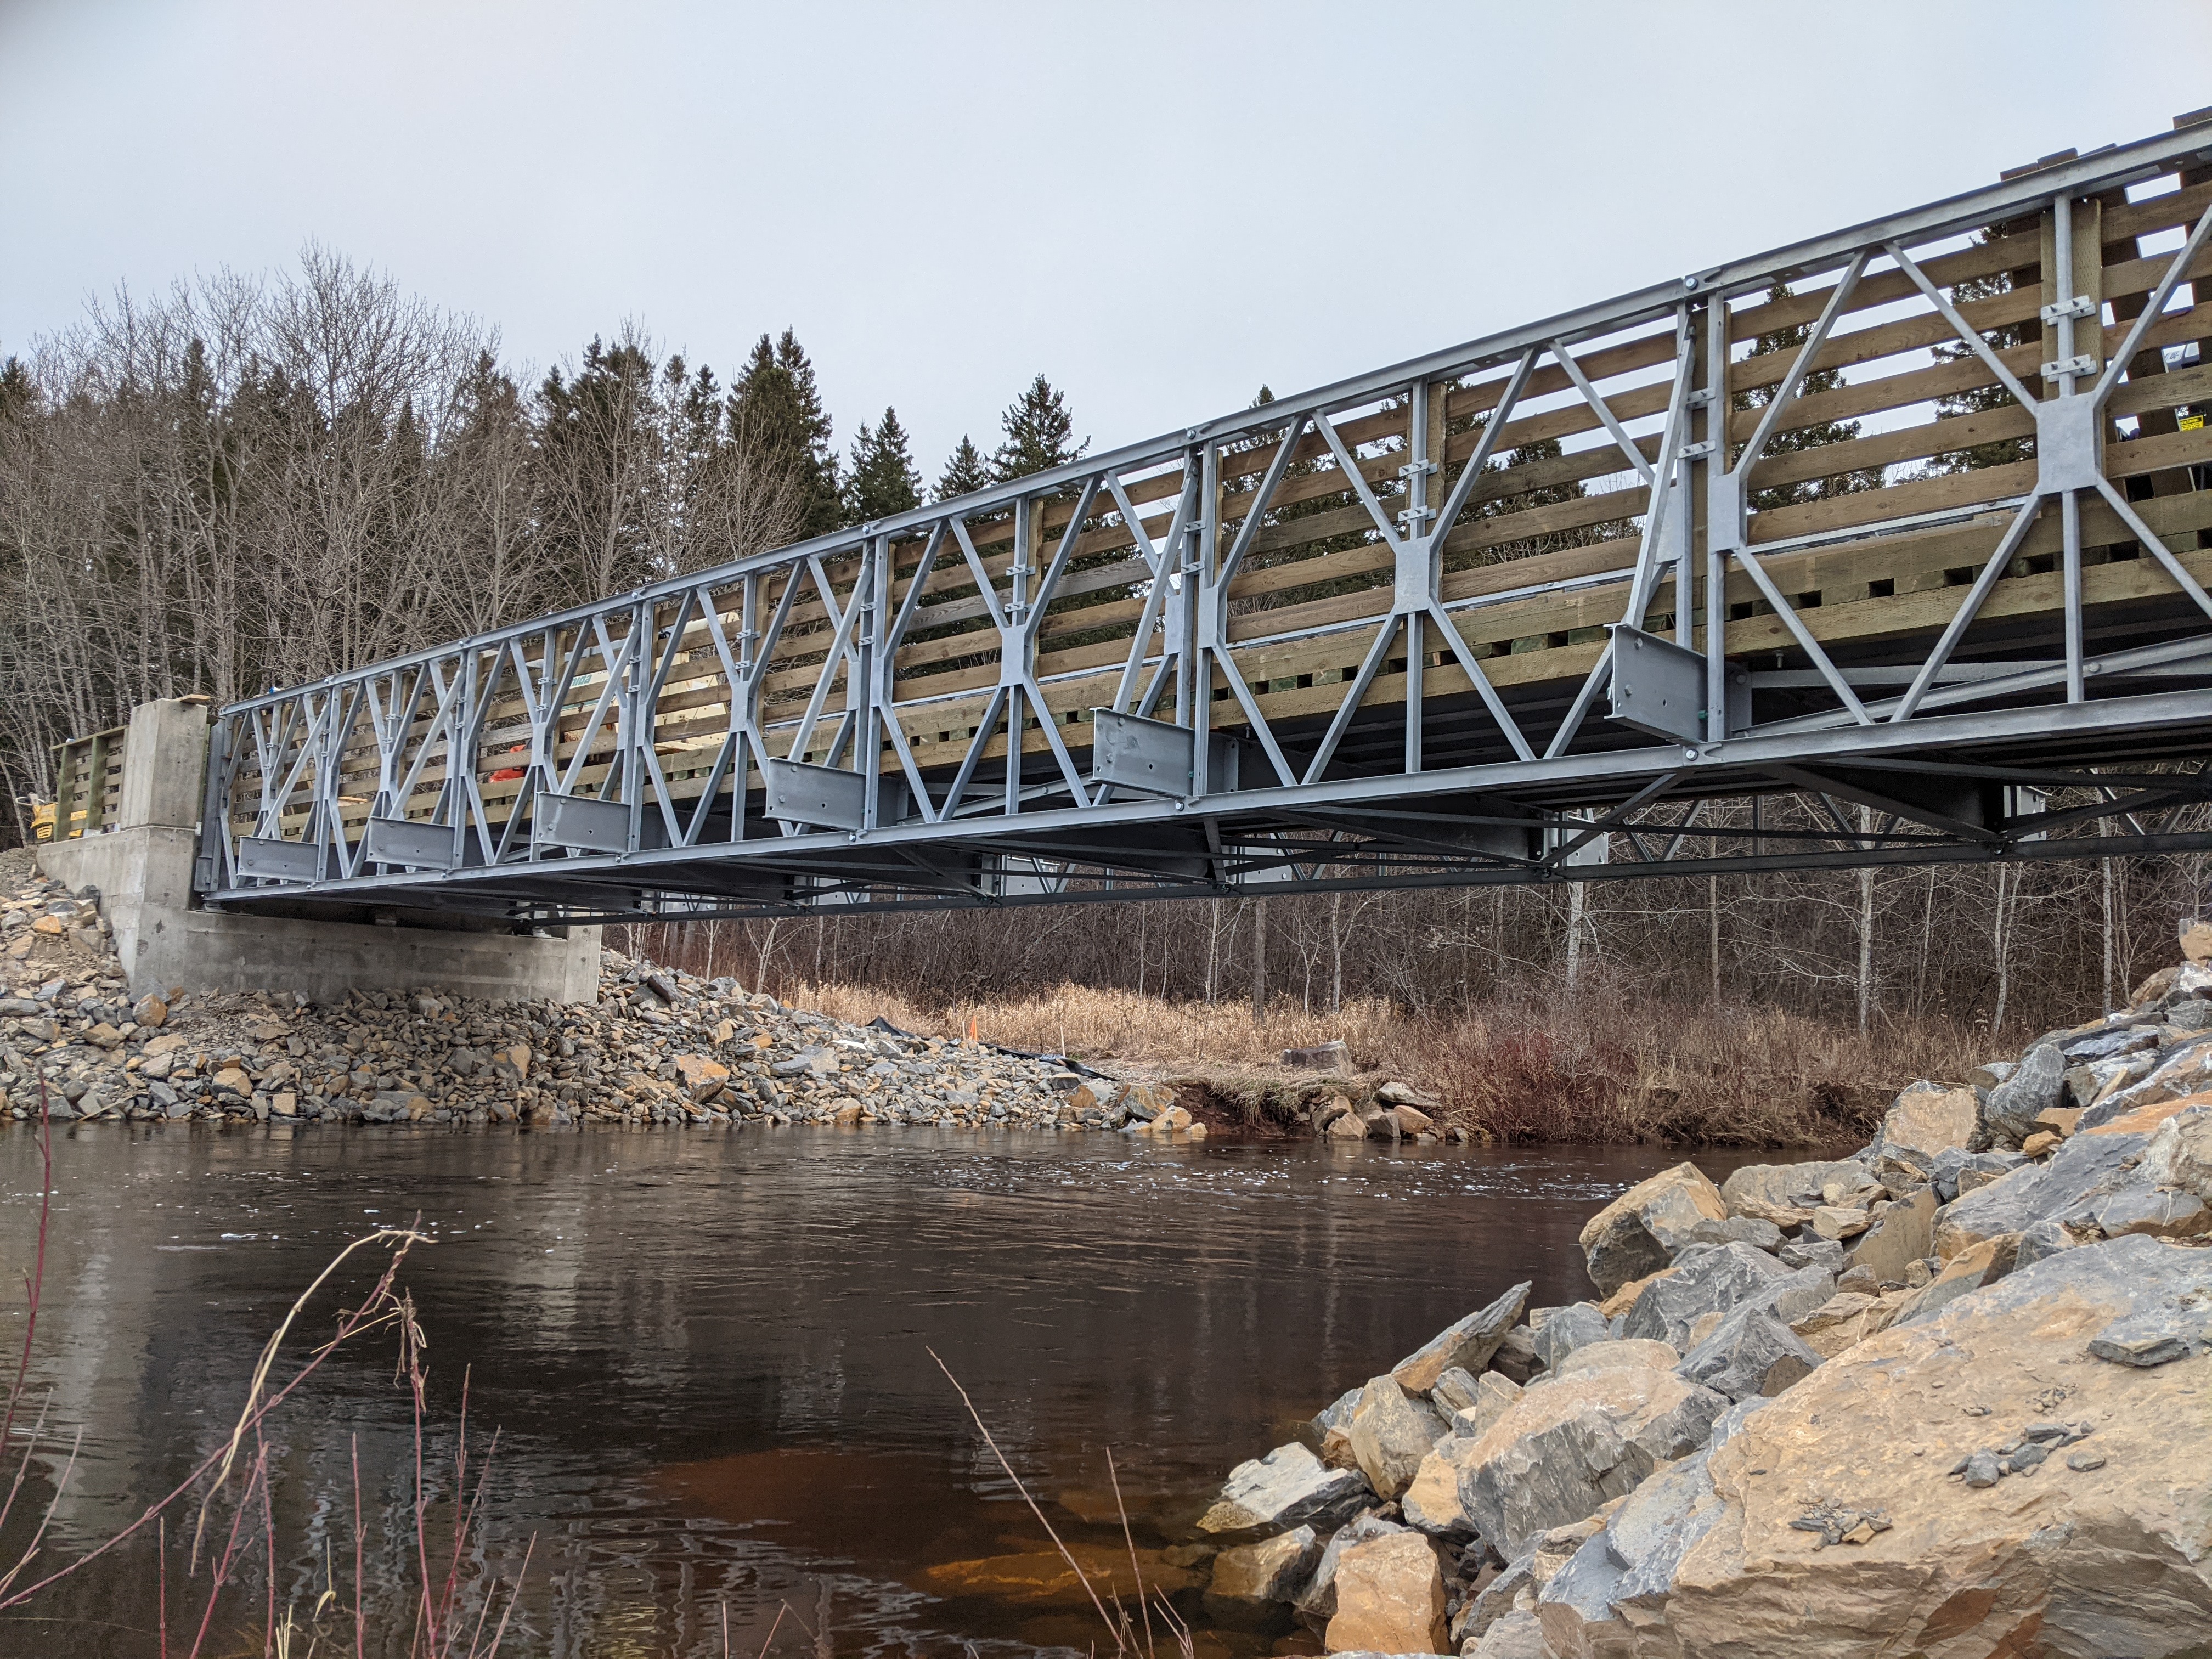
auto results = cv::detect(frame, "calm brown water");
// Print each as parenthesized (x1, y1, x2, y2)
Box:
(0, 1122, 1748, 1659)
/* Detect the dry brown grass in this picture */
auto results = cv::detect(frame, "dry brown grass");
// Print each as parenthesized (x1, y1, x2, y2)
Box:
(780, 972, 1994, 1148)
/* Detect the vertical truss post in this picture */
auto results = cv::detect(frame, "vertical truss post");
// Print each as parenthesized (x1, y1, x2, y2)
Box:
(861, 534, 888, 831)
(460, 645, 486, 863)
(1700, 294, 1730, 740)
(1191, 441, 1221, 797)
(2052, 190, 2082, 702)
(312, 690, 340, 884)
(1006, 497, 1035, 817)
(2043, 189, 2104, 703)
(736, 572, 760, 842)
(623, 596, 648, 855)
(1403, 378, 1437, 773)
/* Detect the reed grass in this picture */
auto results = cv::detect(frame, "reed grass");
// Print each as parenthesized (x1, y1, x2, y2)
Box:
(780, 969, 1993, 1146)
(0, 1087, 529, 1658)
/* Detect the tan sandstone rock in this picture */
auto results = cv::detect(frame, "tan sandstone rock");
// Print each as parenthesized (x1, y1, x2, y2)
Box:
(1577, 1164, 1728, 1297)
(1876, 1081, 1979, 1161)
(1347, 1374, 1448, 1499)
(1843, 1187, 1937, 1285)
(673, 1053, 730, 1101)
(1809, 1204, 1871, 1240)
(1788, 1291, 1893, 1359)
(2090, 1092, 2211, 1139)
(1202, 1526, 1320, 1624)
(1391, 1280, 1531, 1392)
(1325, 1531, 1448, 1655)
(1890, 1232, 2020, 1327)
(2180, 916, 2212, 963)
(1550, 1339, 1680, 1377)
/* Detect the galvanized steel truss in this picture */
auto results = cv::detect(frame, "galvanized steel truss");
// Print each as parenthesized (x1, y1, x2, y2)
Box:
(200, 119, 2212, 925)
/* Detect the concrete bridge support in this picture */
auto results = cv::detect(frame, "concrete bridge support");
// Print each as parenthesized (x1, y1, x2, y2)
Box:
(37, 699, 600, 1005)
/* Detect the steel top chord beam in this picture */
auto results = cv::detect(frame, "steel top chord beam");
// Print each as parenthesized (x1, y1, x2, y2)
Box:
(199, 116, 2212, 926)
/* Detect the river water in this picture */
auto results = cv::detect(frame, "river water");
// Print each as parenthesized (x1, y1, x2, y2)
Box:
(0, 1122, 1748, 1659)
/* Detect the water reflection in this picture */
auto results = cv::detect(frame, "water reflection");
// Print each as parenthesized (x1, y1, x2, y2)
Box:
(0, 1124, 1751, 1658)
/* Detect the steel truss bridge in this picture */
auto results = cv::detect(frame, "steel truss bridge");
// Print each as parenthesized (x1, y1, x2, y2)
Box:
(200, 116, 2212, 928)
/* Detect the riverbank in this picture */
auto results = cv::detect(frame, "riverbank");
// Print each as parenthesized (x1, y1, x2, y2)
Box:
(1174, 935, 2212, 1656)
(694, 976, 1987, 1146)
(3, 863, 1201, 1131)
(5, 850, 1990, 1144)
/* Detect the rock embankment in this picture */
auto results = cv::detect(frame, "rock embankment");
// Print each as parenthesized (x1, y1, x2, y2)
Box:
(1182, 929, 2212, 1657)
(0, 867, 1186, 1132)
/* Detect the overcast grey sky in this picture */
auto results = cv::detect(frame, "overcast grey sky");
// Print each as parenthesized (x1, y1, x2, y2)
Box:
(4, 1, 2209, 479)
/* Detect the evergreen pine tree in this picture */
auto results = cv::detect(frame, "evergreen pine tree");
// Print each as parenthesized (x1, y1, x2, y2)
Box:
(935, 435, 992, 500)
(842, 406, 922, 524)
(991, 374, 1087, 481)
(0, 356, 33, 424)
(729, 328, 842, 537)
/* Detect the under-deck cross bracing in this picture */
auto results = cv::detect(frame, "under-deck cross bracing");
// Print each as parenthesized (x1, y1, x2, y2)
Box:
(200, 117, 2212, 927)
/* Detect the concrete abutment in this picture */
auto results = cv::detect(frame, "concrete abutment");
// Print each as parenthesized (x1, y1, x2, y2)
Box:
(37, 699, 599, 1005)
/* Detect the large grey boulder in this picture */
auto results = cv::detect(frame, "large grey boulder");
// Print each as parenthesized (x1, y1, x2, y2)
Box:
(1345, 1374, 1448, 1499)
(2012, 1215, 2084, 1272)
(1678, 1213, 1784, 1252)
(1403, 1348, 1675, 1541)
(2079, 1039, 2212, 1130)
(2095, 1186, 2211, 1240)
(1775, 1237, 1846, 1276)
(1929, 1146, 2025, 1202)
(1469, 1610, 1550, 1657)
(1531, 1302, 1611, 1372)
(2143, 1102, 2212, 1197)
(1617, 1242, 1810, 1349)
(1421, 1358, 1729, 1558)
(1448, 1370, 1523, 1439)
(1577, 1165, 1728, 1296)
(1532, 1237, 2212, 1657)
(1983, 1042, 2066, 1144)
(1675, 1304, 1820, 1401)
(1312, 1383, 1362, 1437)
(1429, 1366, 1482, 1417)
(1197, 1442, 1373, 1542)
(1534, 1400, 1765, 1650)
(1933, 1127, 2148, 1257)
(1390, 1280, 1531, 1391)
